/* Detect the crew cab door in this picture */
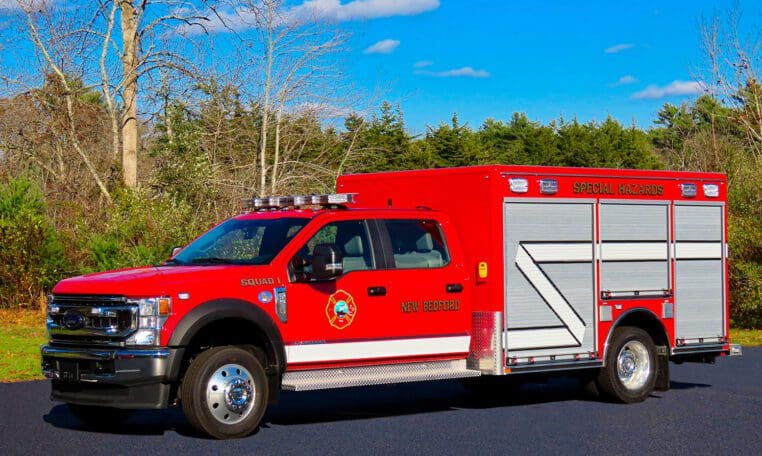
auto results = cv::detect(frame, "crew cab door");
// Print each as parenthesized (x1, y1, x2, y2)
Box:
(283, 216, 470, 368)
(374, 218, 470, 349)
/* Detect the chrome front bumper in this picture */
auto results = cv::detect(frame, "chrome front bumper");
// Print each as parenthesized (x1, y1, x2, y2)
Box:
(41, 345, 182, 409)
(41, 345, 172, 383)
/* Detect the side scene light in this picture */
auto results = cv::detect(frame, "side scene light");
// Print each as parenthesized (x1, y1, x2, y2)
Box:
(703, 184, 719, 198)
(509, 178, 529, 193)
(681, 183, 697, 198)
(539, 179, 558, 195)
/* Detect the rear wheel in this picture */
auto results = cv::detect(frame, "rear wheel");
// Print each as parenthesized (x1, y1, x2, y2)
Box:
(181, 346, 268, 439)
(597, 327, 657, 403)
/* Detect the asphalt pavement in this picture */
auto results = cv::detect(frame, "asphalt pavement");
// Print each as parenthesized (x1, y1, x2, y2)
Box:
(1, 348, 760, 456)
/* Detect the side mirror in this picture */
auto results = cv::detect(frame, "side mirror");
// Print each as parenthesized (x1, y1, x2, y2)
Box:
(171, 246, 182, 257)
(311, 243, 343, 280)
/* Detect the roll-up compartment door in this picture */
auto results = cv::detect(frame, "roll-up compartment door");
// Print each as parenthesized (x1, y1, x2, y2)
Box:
(599, 202, 670, 298)
(503, 201, 595, 359)
(674, 204, 726, 343)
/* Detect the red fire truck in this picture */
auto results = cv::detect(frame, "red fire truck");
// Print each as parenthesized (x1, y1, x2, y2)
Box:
(42, 165, 741, 439)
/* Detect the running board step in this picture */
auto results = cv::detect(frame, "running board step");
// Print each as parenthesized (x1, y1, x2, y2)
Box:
(281, 359, 480, 391)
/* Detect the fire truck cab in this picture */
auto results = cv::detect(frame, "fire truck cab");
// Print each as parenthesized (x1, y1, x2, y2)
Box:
(42, 165, 740, 439)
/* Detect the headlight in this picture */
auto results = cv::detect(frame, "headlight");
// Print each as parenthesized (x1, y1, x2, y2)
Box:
(125, 297, 171, 346)
(45, 294, 58, 337)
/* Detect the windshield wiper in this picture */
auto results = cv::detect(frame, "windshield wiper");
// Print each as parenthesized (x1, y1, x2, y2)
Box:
(190, 257, 233, 264)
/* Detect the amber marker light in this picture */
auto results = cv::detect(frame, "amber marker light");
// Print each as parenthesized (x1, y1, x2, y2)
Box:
(476, 261, 489, 284)
(158, 297, 171, 315)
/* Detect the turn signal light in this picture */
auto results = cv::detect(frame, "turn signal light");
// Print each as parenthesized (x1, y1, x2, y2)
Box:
(158, 298, 171, 316)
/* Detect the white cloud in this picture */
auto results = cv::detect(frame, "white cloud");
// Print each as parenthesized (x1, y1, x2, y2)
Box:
(611, 75, 638, 87)
(289, 0, 440, 23)
(364, 39, 400, 54)
(417, 66, 490, 78)
(605, 43, 635, 54)
(0, 0, 54, 11)
(413, 60, 433, 68)
(631, 80, 705, 99)
(0, 0, 20, 9)
(179, 0, 440, 34)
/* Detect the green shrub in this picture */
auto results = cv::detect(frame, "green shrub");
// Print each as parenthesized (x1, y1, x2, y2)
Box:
(83, 188, 207, 272)
(728, 181, 762, 328)
(729, 260, 762, 328)
(0, 178, 67, 308)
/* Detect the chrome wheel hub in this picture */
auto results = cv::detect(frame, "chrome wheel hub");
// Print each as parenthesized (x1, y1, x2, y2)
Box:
(206, 363, 256, 424)
(225, 378, 252, 412)
(616, 340, 652, 391)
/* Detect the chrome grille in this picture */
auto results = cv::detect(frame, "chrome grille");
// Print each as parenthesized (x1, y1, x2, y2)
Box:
(48, 295, 138, 345)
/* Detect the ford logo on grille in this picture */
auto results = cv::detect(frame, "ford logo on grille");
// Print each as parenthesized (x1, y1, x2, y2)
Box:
(62, 310, 85, 330)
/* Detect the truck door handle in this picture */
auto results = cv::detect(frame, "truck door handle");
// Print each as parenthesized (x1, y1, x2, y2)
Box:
(446, 283, 463, 293)
(367, 286, 387, 296)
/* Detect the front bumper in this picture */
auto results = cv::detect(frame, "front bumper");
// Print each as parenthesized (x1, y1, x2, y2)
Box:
(41, 345, 184, 409)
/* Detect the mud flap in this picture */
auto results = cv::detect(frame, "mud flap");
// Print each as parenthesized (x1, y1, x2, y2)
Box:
(655, 345, 670, 391)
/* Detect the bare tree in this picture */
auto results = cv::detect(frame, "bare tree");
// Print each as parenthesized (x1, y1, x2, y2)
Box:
(700, 7, 761, 155)
(224, 0, 350, 196)
(19, 2, 113, 202)
(119, 0, 140, 187)
(17, 0, 211, 190)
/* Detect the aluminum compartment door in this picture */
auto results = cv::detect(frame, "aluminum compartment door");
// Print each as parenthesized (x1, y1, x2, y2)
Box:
(674, 204, 726, 343)
(503, 201, 595, 358)
(600, 202, 669, 297)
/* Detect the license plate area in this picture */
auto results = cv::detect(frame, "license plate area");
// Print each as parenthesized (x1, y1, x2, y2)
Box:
(42, 358, 116, 381)
(57, 360, 80, 382)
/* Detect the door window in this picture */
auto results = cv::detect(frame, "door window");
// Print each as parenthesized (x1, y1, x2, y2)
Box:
(299, 220, 375, 273)
(385, 219, 450, 269)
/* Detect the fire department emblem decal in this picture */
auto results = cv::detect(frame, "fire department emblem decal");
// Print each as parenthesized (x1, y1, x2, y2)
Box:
(326, 290, 356, 329)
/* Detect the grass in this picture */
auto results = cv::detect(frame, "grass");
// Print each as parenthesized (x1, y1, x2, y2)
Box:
(0, 309, 760, 382)
(0, 309, 46, 382)
(730, 328, 762, 347)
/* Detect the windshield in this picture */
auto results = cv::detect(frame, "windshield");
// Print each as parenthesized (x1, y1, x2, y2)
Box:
(169, 217, 307, 265)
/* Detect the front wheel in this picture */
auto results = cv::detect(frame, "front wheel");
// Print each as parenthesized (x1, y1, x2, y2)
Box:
(181, 346, 268, 439)
(597, 326, 657, 403)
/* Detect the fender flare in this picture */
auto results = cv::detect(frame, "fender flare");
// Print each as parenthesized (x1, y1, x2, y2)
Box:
(167, 298, 285, 376)
(602, 307, 668, 362)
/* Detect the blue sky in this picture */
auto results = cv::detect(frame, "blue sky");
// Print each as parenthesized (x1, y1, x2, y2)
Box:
(1, 0, 758, 135)
(334, 0, 760, 134)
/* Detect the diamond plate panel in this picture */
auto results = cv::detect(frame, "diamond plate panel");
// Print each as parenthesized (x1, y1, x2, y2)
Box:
(281, 359, 479, 391)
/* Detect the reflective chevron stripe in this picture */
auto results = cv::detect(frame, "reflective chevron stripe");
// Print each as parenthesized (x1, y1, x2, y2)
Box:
(511, 244, 587, 349)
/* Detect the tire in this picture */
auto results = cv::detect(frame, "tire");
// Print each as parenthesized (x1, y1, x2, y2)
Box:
(67, 404, 133, 428)
(597, 326, 657, 403)
(181, 346, 268, 439)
